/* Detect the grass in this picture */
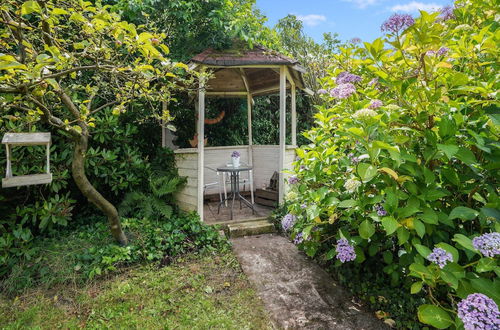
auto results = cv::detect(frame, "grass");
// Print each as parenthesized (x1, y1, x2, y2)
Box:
(0, 252, 272, 329)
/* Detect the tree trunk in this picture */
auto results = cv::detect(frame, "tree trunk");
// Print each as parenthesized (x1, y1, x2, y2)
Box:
(72, 134, 128, 245)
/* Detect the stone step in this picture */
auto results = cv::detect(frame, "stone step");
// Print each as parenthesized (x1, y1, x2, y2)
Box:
(227, 219, 276, 238)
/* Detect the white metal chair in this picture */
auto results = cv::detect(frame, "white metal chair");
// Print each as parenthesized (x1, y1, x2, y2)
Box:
(222, 164, 254, 204)
(204, 166, 224, 203)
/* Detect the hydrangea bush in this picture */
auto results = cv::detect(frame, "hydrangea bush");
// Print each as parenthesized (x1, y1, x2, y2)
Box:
(282, 1, 499, 328)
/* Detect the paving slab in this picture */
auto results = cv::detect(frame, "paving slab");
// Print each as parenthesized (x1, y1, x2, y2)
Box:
(231, 234, 388, 330)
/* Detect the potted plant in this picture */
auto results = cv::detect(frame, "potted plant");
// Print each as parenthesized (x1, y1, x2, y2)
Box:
(231, 151, 241, 167)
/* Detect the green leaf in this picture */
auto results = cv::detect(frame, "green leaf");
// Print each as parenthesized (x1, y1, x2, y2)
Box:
(411, 281, 423, 294)
(417, 305, 454, 329)
(397, 227, 410, 245)
(357, 163, 378, 182)
(438, 115, 457, 139)
(420, 208, 438, 224)
(338, 199, 357, 208)
(480, 207, 500, 220)
(359, 220, 375, 239)
(449, 207, 478, 221)
(0, 61, 27, 71)
(409, 263, 433, 279)
(455, 147, 477, 165)
(414, 244, 431, 258)
(347, 127, 365, 136)
(21, 1, 42, 15)
(381, 216, 399, 235)
(470, 278, 500, 305)
(423, 189, 449, 201)
(372, 140, 399, 152)
(476, 258, 496, 273)
(52, 8, 69, 15)
(437, 144, 459, 159)
(452, 234, 477, 253)
(439, 270, 459, 289)
(413, 219, 426, 238)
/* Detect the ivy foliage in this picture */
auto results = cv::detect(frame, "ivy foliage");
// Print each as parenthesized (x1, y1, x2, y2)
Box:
(283, 1, 499, 328)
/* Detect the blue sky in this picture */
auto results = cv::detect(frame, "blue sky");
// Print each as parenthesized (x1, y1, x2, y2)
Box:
(256, 0, 453, 43)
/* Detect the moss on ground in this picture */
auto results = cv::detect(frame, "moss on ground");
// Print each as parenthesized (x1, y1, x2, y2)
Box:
(0, 252, 272, 329)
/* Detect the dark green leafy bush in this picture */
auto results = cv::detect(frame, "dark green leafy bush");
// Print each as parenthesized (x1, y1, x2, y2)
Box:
(281, 1, 499, 328)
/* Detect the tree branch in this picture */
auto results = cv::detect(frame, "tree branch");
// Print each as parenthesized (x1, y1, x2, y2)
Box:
(90, 100, 119, 115)
(28, 96, 82, 138)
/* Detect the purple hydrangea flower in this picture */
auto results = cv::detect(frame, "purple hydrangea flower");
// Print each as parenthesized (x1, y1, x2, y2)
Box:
(437, 47, 449, 56)
(369, 99, 383, 109)
(375, 204, 387, 216)
(336, 238, 356, 263)
(231, 151, 240, 158)
(457, 293, 500, 330)
(281, 214, 296, 232)
(472, 232, 500, 258)
(288, 175, 299, 184)
(439, 6, 455, 21)
(349, 153, 360, 164)
(350, 37, 362, 44)
(381, 14, 415, 34)
(368, 77, 378, 87)
(336, 72, 362, 84)
(293, 232, 304, 245)
(330, 83, 356, 99)
(427, 247, 453, 268)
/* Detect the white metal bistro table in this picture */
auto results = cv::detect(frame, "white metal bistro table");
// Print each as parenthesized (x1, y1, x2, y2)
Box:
(216, 164, 255, 220)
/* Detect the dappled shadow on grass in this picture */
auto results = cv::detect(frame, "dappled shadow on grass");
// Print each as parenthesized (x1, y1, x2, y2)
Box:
(0, 252, 272, 329)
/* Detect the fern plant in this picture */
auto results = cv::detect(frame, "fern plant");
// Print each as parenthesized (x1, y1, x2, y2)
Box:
(119, 174, 185, 220)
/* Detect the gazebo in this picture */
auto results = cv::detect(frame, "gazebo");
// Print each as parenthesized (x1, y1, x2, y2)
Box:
(165, 45, 311, 222)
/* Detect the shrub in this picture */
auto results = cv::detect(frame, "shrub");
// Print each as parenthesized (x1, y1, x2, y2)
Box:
(282, 1, 499, 328)
(1, 214, 228, 295)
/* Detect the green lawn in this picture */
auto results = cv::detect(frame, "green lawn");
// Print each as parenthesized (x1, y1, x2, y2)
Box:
(0, 252, 272, 329)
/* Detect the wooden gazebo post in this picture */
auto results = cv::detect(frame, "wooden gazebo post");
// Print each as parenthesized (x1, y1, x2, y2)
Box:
(197, 82, 205, 218)
(278, 66, 286, 203)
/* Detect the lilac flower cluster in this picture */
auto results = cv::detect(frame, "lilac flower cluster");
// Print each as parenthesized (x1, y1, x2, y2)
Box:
(336, 72, 362, 84)
(336, 238, 356, 263)
(439, 6, 455, 21)
(437, 47, 449, 56)
(381, 13, 415, 34)
(457, 293, 500, 330)
(288, 176, 299, 184)
(369, 99, 383, 109)
(330, 83, 356, 99)
(348, 153, 360, 164)
(472, 232, 500, 258)
(317, 88, 328, 95)
(375, 204, 387, 216)
(281, 214, 296, 232)
(350, 37, 362, 44)
(231, 151, 240, 158)
(427, 247, 453, 268)
(368, 78, 379, 87)
(293, 232, 304, 245)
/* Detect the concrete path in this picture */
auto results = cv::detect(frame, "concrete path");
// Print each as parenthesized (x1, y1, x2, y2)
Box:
(231, 234, 387, 329)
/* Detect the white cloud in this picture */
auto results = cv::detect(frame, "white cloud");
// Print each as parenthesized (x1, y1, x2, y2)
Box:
(390, 1, 442, 12)
(342, 0, 379, 9)
(296, 14, 327, 26)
